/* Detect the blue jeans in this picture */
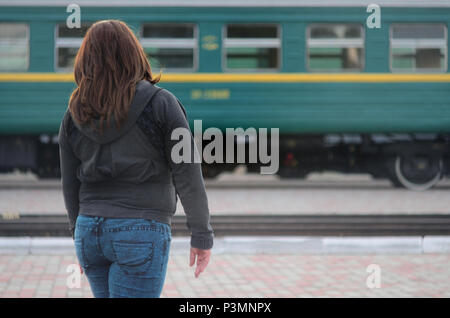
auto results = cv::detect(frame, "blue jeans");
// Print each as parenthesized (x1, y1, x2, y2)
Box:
(74, 214, 171, 298)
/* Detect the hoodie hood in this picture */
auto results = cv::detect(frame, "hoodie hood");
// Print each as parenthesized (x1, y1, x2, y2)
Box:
(72, 80, 161, 144)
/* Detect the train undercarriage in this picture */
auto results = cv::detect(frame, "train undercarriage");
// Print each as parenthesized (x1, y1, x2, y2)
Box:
(0, 133, 449, 191)
(201, 133, 450, 191)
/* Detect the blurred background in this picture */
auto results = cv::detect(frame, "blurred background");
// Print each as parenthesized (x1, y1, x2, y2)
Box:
(0, 0, 450, 298)
(1, 0, 450, 242)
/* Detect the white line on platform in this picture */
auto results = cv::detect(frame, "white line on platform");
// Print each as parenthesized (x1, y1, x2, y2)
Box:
(1, 236, 450, 255)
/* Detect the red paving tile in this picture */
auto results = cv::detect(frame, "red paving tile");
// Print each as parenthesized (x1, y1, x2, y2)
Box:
(0, 253, 449, 298)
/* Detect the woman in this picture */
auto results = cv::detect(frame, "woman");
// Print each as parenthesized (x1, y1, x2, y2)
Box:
(58, 20, 213, 298)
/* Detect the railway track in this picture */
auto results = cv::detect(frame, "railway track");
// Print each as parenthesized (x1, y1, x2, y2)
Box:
(1, 214, 450, 237)
(2, 174, 450, 190)
(0, 179, 433, 190)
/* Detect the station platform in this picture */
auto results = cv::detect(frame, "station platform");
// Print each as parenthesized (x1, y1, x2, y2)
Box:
(1, 171, 450, 298)
(1, 171, 450, 217)
(1, 245, 449, 298)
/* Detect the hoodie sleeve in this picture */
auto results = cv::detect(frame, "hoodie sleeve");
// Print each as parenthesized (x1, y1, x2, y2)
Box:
(153, 89, 214, 250)
(58, 111, 81, 239)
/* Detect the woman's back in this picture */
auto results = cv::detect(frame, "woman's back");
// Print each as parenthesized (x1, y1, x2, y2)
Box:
(58, 20, 213, 298)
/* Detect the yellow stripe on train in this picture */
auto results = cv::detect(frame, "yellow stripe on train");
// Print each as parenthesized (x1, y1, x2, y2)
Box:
(1, 73, 450, 83)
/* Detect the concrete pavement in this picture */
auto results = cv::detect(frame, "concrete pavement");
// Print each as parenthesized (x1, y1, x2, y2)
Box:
(1, 236, 450, 298)
(2, 171, 450, 216)
(1, 252, 449, 298)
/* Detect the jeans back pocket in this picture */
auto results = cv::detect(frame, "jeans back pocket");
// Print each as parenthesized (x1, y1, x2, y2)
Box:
(111, 240, 154, 275)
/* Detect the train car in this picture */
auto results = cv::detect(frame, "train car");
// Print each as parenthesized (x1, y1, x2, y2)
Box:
(0, 0, 450, 190)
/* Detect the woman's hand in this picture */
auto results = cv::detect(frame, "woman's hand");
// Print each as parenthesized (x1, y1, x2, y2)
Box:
(189, 247, 211, 278)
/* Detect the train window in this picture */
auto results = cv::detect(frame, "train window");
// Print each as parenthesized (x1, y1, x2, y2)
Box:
(55, 23, 92, 71)
(141, 23, 197, 72)
(307, 24, 364, 72)
(0, 23, 29, 71)
(223, 24, 280, 71)
(390, 24, 447, 72)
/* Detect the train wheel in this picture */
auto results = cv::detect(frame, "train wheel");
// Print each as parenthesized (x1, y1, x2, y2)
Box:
(391, 154, 442, 191)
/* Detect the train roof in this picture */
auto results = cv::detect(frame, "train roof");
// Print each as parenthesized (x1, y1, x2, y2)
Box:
(0, 0, 449, 7)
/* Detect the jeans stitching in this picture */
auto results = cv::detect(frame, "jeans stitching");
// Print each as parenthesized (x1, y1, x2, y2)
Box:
(104, 225, 168, 233)
(75, 237, 90, 269)
(111, 241, 155, 275)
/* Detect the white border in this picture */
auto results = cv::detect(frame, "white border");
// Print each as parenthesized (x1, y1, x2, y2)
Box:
(3, 236, 450, 255)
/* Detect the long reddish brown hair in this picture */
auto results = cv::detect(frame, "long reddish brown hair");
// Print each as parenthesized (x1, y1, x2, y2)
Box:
(69, 20, 161, 132)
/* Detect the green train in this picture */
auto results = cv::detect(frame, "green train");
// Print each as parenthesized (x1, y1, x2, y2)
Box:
(1, 0, 450, 190)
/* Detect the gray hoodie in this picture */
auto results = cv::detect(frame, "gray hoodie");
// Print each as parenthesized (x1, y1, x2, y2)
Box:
(58, 80, 213, 249)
